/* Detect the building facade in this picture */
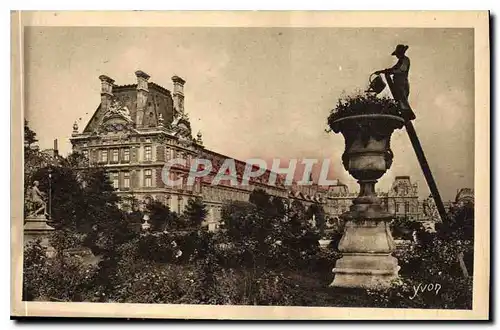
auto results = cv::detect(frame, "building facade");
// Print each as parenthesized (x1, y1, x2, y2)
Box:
(70, 71, 320, 231)
(322, 176, 423, 225)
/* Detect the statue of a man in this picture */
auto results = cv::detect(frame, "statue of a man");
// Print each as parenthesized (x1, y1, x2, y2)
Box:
(28, 180, 48, 217)
(375, 44, 411, 109)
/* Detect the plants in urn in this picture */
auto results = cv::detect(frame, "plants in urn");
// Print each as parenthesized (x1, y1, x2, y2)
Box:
(327, 93, 405, 289)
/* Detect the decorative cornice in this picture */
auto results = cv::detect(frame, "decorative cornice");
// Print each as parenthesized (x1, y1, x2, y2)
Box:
(99, 75, 115, 84)
(135, 70, 151, 80)
(172, 75, 186, 85)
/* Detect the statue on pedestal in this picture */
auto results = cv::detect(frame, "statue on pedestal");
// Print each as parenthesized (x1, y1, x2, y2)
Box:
(24, 180, 55, 253)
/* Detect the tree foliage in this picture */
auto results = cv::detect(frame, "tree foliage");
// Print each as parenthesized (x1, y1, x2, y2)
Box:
(24, 120, 38, 148)
(22, 134, 474, 308)
(146, 200, 172, 232)
(183, 197, 208, 228)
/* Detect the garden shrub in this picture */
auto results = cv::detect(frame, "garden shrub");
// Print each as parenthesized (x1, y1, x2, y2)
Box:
(110, 261, 195, 303)
(23, 240, 98, 302)
(23, 240, 50, 301)
(136, 232, 181, 264)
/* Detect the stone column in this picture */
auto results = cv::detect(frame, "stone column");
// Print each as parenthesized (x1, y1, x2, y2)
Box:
(172, 75, 186, 115)
(99, 75, 115, 113)
(329, 113, 405, 289)
(135, 70, 150, 128)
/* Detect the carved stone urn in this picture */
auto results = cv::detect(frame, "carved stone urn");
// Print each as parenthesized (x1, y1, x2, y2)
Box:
(328, 108, 405, 289)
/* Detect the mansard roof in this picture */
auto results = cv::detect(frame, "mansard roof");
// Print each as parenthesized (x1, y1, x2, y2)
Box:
(82, 81, 176, 134)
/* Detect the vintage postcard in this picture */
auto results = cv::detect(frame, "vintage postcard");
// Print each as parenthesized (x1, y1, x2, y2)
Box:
(11, 11, 490, 320)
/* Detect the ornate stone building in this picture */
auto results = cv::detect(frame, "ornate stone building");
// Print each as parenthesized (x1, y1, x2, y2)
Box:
(322, 181, 357, 227)
(322, 176, 426, 227)
(383, 176, 421, 221)
(70, 71, 318, 231)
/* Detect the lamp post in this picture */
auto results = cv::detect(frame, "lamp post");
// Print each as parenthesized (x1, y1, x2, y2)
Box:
(405, 200, 408, 222)
(48, 166, 52, 220)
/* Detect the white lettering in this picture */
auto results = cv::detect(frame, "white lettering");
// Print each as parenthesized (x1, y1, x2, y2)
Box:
(186, 158, 212, 186)
(317, 159, 337, 185)
(241, 159, 267, 186)
(162, 158, 186, 187)
(410, 284, 421, 300)
(212, 159, 239, 186)
(297, 159, 317, 185)
(268, 159, 297, 186)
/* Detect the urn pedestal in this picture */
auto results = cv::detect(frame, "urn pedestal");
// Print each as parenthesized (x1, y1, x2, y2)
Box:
(329, 113, 405, 289)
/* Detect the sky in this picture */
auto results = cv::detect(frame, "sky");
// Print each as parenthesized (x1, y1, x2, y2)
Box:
(23, 27, 474, 201)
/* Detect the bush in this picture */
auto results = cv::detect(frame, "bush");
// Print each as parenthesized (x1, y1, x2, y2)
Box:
(110, 260, 196, 303)
(183, 197, 208, 228)
(390, 217, 420, 240)
(23, 240, 98, 302)
(328, 92, 401, 127)
(136, 232, 181, 263)
(22, 160, 474, 309)
(49, 229, 86, 252)
(23, 240, 49, 301)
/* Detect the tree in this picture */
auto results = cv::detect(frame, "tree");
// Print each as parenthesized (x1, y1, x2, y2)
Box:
(248, 190, 280, 248)
(78, 169, 137, 299)
(78, 167, 132, 253)
(220, 201, 260, 242)
(65, 151, 89, 169)
(24, 120, 38, 148)
(30, 166, 83, 229)
(438, 202, 474, 242)
(249, 189, 281, 220)
(390, 217, 418, 240)
(306, 204, 326, 236)
(435, 202, 475, 277)
(271, 197, 287, 216)
(388, 201, 475, 309)
(23, 122, 56, 196)
(183, 197, 208, 228)
(280, 200, 320, 267)
(23, 240, 49, 301)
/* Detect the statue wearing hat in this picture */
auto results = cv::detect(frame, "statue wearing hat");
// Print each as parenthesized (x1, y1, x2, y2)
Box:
(375, 44, 412, 111)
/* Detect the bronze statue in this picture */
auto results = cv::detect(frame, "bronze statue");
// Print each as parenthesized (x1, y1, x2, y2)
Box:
(375, 44, 411, 109)
(27, 180, 48, 217)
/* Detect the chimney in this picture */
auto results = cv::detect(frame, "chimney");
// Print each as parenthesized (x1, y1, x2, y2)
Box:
(135, 70, 150, 128)
(172, 75, 186, 114)
(53, 139, 59, 157)
(99, 75, 115, 112)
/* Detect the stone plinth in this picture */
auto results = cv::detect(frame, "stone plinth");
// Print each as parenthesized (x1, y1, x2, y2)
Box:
(331, 220, 399, 289)
(24, 215, 55, 256)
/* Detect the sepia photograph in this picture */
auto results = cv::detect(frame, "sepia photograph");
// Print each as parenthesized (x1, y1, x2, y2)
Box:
(11, 11, 490, 320)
